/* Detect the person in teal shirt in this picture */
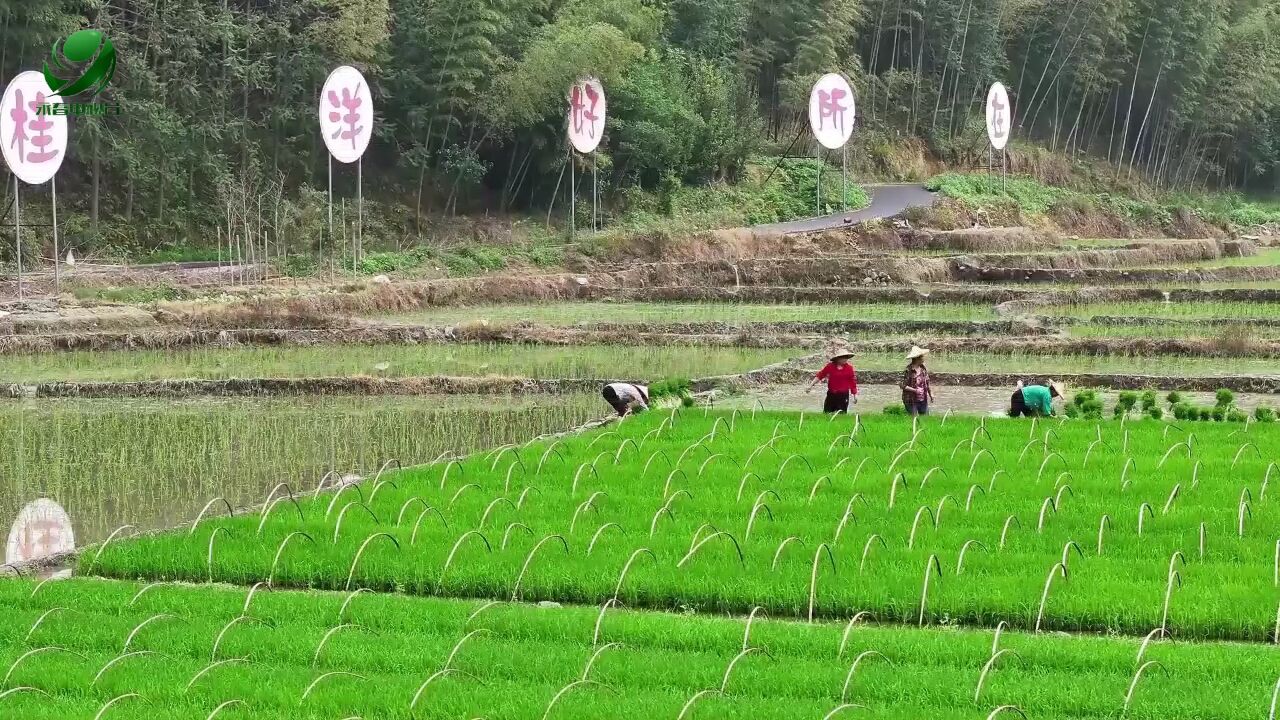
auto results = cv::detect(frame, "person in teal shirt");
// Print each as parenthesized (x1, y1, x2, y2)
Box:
(1010, 381, 1064, 417)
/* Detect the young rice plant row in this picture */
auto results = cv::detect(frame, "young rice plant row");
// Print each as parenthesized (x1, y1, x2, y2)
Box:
(1, 578, 1277, 720)
(0, 396, 604, 544)
(83, 411, 1280, 640)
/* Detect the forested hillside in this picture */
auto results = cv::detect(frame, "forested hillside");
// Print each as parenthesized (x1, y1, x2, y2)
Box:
(2, 0, 1279, 257)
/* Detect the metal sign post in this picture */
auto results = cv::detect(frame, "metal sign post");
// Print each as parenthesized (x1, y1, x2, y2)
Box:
(51, 177, 59, 296)
(815, 148, 822, 216)
(357, 157, 363, 271)
(327, 155, 333, 268)
(569, 150, 576, 240)
(842, 146, 849, 209)
(13, 177, 21, 299)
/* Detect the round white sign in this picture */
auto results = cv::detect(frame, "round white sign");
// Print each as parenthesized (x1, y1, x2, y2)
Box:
(0, 71, 68, 185)
(6, 498, 75, 565)
(809, 73, 856, 150)
(320, 66, 374, 164)
(986, 82, 1012, 151)
(567, 78, 606, 154)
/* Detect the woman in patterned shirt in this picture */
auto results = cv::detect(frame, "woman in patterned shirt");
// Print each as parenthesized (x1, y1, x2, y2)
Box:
(900, 346, 933, 416)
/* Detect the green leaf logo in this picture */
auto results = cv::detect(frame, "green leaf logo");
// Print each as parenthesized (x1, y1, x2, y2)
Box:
(44, 30, 116, 98)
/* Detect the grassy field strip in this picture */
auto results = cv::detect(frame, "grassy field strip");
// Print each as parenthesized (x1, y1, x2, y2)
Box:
(1039, 301, 1280, 319)
(1067, 325, 1280, 340)
(1175, 248, 1280, 268)
(0, 396, 603, 545)
(0, 578, 1275, 720)
(0, 345, 798, 384)
(380, 302, 997, 326)
(849, 352, 1280, 377)
(88, 411, 1280, 640)
(5, 347, 1279, 385)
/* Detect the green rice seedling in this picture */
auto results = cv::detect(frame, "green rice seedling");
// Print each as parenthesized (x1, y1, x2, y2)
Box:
(0, 396, 606, 546)
(1034, 563, 1069, 632)
(975, 649, 1019, 703)
(9, 577, 1280, 719)
(841, 650, 890, 702)
(79, 410, 1280, 640)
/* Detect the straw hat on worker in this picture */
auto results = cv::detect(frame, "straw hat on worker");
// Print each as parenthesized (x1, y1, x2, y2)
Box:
(809, 342, 859, 414)
(906, 345, 930, 360)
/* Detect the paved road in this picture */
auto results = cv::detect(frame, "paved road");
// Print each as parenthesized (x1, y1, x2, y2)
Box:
(755, 183, 936, 234)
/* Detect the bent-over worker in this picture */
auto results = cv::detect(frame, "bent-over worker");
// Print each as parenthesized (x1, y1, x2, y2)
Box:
(603, 382, 649, 417)
(808, 348, 858, 414)
(1010, 380, 1064, 417)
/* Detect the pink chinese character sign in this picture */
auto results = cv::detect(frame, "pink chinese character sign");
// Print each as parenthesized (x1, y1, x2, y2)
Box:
(5, 498, 75, 566)
(986, 82, 1011, 151)
(809, 73, 856, 150)
(1, 71, 68, 185)
(567, 78, 606, 154)
(319, 65, 374, 164)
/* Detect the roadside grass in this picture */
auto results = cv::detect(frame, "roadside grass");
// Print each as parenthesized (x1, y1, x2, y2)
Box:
(608, 157, 871, 233)
(927, 172, 1280, 231)
(0, 395, 603, 545)
(0, 344, 799, 384)
(379, 302, 997, 327)
(2, 578, 1272, 720)
(87, 411, 1280, 640)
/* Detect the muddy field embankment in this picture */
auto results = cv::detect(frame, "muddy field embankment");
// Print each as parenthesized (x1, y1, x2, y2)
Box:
(950, 239, 1255, 272)
(835, 336, 1280, 358)
(618, 285, 1280, 306)
(14, 262, 1280, 336)
(955, 264, 1280, 285)
(848, 227, 1065, 252)
(9, 370, 1278, 400)
(1083, 316, 1280, 328)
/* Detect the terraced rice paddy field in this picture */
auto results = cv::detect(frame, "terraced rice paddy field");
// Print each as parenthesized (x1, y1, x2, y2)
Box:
(2, 577, 1276, 720)
(0, 396, 602, 544)
(383, 301, 998, 326)
(0, 345, 795, 384)
(5, 229, 1280, 719)
(8, 410, 1280, 719)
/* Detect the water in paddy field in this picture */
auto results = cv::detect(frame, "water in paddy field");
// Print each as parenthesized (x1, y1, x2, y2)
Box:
(722, 385, 1280, 416)
(0, 395, 603, 557)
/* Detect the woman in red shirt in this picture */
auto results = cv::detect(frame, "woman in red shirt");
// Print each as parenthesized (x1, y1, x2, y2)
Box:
(808, 349, 858, 414)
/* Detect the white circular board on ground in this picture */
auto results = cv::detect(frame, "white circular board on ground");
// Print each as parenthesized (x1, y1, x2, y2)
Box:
(808, 73, 856, 150)
(567, 77, 606, 154)
(0, 71, 68, 185)
(6, 498, 75, 565)
(986, 82, 1011, 151)
(320, 65, 374, 164)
